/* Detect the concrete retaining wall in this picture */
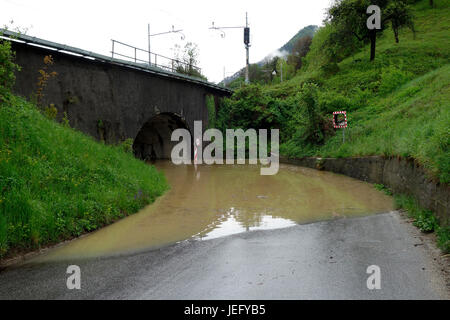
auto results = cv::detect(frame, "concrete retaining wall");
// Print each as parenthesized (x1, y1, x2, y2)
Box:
(281, 156, 449, 226)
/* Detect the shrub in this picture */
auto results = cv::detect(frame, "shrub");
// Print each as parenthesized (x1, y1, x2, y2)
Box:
(35, 55, 57, 107)
(378, 66, 413, 95)
(436, 226, 450, 253)
(0, 39, 20, 100)
(121, 138, 134, 154)
(44, 103, 58, 120)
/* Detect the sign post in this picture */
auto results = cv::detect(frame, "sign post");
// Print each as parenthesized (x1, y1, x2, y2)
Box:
(332, 111, 348, 144)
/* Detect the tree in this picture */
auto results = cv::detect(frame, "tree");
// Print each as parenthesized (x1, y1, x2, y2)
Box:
(273, 58, 295, 82)
(326, 0, 414, 61)
(327, 0, 389, 61)
(287, 36, 313, 71)
(0, 39, 20, 100)
(238, 63, 262, 84)
(385, 0, 415, 43)
(173, 42, 206, 80)
(262, 56, 279, 83)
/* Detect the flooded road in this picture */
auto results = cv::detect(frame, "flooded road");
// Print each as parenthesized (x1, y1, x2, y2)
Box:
(36, 162, 393, 262)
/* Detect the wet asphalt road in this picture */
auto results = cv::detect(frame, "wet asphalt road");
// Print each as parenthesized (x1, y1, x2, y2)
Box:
(0, 212, 448, 300)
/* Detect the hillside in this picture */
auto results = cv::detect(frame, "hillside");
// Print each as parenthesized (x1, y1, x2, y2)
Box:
(278, 25, 318, 53)
(0, 93, 168, 259)
(221, 24, 318, 85)
(287, 0, 449, 184)
(219, 0, 449, 182)
(216, 0, 449, 251)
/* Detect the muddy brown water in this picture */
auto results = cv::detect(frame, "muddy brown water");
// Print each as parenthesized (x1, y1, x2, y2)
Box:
(35, 161, 393, 262)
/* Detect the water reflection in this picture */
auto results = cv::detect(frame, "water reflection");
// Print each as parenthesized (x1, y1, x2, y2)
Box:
(195, 207, 296, 240)
(34, 162, 393, 262)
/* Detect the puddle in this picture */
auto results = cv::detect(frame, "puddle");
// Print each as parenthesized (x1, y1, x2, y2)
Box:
(194, 210, 296, 240)
(34, 162, 393, 262)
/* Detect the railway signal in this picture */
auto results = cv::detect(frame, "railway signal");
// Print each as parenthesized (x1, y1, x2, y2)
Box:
(210, 12, 251, 84)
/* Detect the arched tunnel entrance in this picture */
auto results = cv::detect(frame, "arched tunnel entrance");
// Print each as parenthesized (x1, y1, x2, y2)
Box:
(133, 113, 190, 161)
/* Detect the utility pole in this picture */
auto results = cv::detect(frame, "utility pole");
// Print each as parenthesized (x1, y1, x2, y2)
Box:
(280, 59, 283, 82)
(209, 12, 250, 84)
(148, 24, 151, 65)
(280, 58, 283, 82)
(147, 23, 185, 66)
(276, 57, 284, 82)
(244, 12, 250, 84)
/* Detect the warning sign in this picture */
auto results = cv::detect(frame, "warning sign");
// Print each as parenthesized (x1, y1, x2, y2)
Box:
(333, 111, 347, 129)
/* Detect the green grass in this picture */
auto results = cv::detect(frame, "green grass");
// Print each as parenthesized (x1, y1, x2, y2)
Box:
(374, 184, 393, 196)
(218, 0, 449, 251)
(219, 0, 450, 184)
(315, 65, 450, 183)
(394, 194, 449, 253)
(0, 93, 168, 259)
(285, 0, 450, 250)
(278, 0, 450, 183)
(371, 183, 449, 253)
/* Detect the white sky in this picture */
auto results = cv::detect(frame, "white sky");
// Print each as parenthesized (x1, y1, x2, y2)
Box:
(1, 0, 331, 83)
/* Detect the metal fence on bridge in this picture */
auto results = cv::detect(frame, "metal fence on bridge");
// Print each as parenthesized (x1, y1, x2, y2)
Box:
(110, 39, 201, 75)
(0, 29, 232, 93)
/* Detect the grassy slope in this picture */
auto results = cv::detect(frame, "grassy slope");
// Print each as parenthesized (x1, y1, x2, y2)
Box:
(217, 1, 449, 251)
(0, 94, 168, 258)
(278, 0, 449, 252)
(280, 0, 449, 184)
(319, 65, 449, 181)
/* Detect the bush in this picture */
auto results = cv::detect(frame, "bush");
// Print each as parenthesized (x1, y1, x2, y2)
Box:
(394, 194, 448, 253)
(44, 103, 58, 120)
(394, 194, 436, 233)
(378, 66, 413, 95)
(436, 226, 450, 253)
(318, 91, 354, 113)
(0, 39, 20, 100)
(120, 138, 134, 154)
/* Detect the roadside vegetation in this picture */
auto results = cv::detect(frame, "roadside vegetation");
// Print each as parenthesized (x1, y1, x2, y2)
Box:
(217, 0, 449, 252)
(376, 183, 449, 253)
(0, 38, 168, 259)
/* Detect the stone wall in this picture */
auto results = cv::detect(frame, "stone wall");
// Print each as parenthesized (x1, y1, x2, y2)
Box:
(281, 156, 449, 226)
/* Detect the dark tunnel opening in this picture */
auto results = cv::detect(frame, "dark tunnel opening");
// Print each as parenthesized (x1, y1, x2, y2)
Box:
(133, 113, 190, 161)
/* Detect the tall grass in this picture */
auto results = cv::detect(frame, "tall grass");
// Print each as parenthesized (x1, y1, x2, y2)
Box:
(216, 0, 449, 250)
(395, 194, 449, 253)
(273, 0, 450, 183)
(316, 65, 450, 183)
(0, 93, 168, 258)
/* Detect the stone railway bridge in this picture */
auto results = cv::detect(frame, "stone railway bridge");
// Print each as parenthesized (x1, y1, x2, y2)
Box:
(4, 31, 232, 160)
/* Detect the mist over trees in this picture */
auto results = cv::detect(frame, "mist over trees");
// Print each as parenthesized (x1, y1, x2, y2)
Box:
(226, 33, 315, 88)
(223, 25, 317, 88)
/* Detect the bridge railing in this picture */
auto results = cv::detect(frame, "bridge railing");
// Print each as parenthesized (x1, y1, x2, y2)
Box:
(111, 39, 202, 75)
(0, 29, 231, 93)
